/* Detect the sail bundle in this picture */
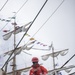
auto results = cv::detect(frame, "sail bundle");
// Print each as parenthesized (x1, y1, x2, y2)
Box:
(4, 40, 36, 57)
(48, 65, 75, 74)
(41, 49, 69, 61)
(64, 65, 75, 73)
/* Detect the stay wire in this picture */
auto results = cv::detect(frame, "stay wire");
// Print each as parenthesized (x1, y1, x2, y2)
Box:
(14, 0, 28, 16)
(1, 0, 48, 70)
(0, 0, 28, 32)
(0, 0, 9, 11)
(32, 0, 65, 37)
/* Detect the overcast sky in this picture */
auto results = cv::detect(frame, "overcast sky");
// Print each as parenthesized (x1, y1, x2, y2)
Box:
(0, 0, 75, 75)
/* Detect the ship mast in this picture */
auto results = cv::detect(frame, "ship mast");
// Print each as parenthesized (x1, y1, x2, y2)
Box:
(52, 42, 55, 70)
(52, 43, 56, 75)
(52, 42, 57, 75)
(12, 15, 16, 75)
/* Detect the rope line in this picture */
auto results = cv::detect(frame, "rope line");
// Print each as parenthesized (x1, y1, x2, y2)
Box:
(32, 0, 65, 37)
(0, 0, 9, 11)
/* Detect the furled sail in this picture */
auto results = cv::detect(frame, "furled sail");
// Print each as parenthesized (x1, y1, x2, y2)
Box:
(3, 21, 32, 40)
(41, 55, 49, 61)
(41, 49, 69, 61)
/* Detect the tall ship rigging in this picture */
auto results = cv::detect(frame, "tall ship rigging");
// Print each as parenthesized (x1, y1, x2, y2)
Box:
(0, 0, 75, 75)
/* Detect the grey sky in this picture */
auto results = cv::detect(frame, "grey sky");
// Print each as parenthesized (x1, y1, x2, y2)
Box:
(0, 0, 75, 75)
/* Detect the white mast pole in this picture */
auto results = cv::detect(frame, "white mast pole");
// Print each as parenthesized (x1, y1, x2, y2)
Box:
(12, 14, 16, 75)
(52, 42, 57, 75)
(52, 42, 55, 75)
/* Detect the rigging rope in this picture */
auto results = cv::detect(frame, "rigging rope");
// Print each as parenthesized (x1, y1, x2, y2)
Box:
(32, 0, 65, 37)
(0, 0, 9, 11)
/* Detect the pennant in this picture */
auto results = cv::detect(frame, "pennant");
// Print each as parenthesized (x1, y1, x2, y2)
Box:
(43, 44, 47, 46)
(40, 43, 43, 45)
(30, 38, 35, 40)
(11, 22, 17, 25)
(27, 40, 36, 45)
(11, 16, 16, 19)
(0, 17, 11, 22)
(29, 37, 48, 47)
(36, 41, 47, 47)
(3, 30, 10, 32)
(5, 20, 11, 22)
(37, 42, 40, 44)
